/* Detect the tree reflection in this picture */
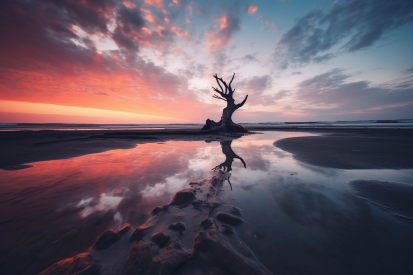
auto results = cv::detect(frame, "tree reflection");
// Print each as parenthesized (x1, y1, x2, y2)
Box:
(212, 140, 246, 190)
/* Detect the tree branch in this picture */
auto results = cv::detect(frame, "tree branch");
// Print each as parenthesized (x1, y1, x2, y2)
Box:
(213, 74, 224, 94)
(212, 86, 225, 97)
(228, 73, 235, 94)
(212, 95, 227, 101)
(236, 95, 248, 108)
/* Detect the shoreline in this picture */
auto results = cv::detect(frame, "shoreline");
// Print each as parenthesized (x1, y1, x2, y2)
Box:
(1, 127, 413, 170)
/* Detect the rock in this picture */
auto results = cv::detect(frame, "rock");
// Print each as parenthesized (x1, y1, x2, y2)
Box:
(151, 204, 169, 215)
(191, 199, 212, 211)
(168, 222, 185, 232)
(151, 232, 170, 247)
(201, 119, 220, 130)
(200, 218, 215, 229)
(92, 229, 120, 250)
(130, 225, 152, 242)
(126, 242, 159, 275)
(193, 232, 210, 252)
(220, 225, 234, 234)
(170, 188, 196, 206)
(118, 223, 131, 236)
(229, 205, 242, 216)
(39, 253, 101, 275)
(127, 241, 189, 275)
(216, 212, 242, 225)
(189, 179, 206, 186)
(194, 229, 270, 275)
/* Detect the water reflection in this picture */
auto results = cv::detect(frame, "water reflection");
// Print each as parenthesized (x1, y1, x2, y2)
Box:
(212, 140, 247, 190)
(0, 132, 412, 275)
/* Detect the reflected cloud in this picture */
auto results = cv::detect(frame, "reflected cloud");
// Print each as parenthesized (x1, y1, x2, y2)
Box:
(297, 162, 341, 178)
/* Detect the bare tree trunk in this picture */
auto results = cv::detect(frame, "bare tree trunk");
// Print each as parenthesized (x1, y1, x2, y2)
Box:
(202, 73, 248, 132)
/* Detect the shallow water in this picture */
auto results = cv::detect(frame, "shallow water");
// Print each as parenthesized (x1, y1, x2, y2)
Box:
(0, 131, 412, 275)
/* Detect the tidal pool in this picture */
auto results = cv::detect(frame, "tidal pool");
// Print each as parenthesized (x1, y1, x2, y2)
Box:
(0, 131, 412, 275)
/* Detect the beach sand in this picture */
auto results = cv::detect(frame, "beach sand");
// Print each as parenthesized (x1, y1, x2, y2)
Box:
(1, 127, 412, 275)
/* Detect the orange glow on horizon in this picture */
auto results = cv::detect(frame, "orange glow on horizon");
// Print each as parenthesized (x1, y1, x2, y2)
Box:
(0, 100, 185, 123)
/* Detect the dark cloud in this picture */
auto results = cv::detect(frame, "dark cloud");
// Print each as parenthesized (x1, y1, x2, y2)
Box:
(273, 0, 413, 69)
(404, 68, 413, 74)
(295, 69, 413, 118)
(292, 71, 302, 75)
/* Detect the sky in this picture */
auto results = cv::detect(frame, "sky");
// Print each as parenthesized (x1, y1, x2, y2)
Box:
(0, 0, 412, 124)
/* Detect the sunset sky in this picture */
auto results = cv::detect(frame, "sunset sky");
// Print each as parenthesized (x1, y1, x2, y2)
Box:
(1, 0, 412, 123)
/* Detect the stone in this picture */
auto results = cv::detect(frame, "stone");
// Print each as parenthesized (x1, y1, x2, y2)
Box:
(118, 223, 131, 236)
(151, 232, 170, 247)
(168, 222, 185, 232)
(127, 241, 189, 275)
(200, 218, 215, 229)
(193, 232, 210, 252)
(151, 204, 169, 215)
(216, 212, 242, 225)
(229, 205, 242, 216)
(220, 224, 234, 234)
(92, 229, 120, 250)
(130, 225, 152, 242)
(169, 189, 196, 206)
(39, 253, 101, 275)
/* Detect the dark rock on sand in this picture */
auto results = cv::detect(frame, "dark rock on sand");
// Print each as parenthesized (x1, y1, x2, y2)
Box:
(127, 240, 190, 275)
(151, 204, 169, 215)
(168, 222, 185, 232)
(200, 218, 216, 229)
(38, 253, 101, 275)
(130, 225, 152, 242)
(92, 223, 130, 250)
(194, 229, 269, 275)
(220, 224, 234, 234)
(217, 211, 243, 225)
(193, 231, 210, 252)
(92, 229, 119, 250)
(169, 188, 196, 206)
(229, 205, 242, 216)
(349, 179, 413, 220)
(151, 232, 171, 247)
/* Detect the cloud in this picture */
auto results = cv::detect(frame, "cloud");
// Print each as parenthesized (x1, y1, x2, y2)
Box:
(248, 5, 258, 15)
(294, 69, 413, 118)
(206, 13, 240, 53)
(404, 68, 413, 74)
(240, 54, 258, 63)
(0, 0, 216, 121)
(236, 75, 276, 106)
(273, 0, 413, 69)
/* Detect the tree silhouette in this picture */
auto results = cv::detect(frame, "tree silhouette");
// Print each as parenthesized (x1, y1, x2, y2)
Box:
(202, 73, 248, 132)
(212, 140, 247, 190)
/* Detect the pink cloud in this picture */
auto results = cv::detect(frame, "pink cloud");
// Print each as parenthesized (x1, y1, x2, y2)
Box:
(206, 13, 240, 53)
(248, 5, 258, 14)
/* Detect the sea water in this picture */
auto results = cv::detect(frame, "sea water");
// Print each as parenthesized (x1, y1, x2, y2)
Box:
(0, 131, 412, 275)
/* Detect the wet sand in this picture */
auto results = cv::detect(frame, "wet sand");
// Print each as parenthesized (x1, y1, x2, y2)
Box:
(1, 127, 413, 275)
(0, 129, 244, 170)
(274, 128, 413, 169)
(2, 127, 412, 170)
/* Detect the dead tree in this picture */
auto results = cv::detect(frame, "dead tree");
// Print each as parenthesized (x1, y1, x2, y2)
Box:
(212, 140, 247, 190)
(202, 73, 248, 132)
